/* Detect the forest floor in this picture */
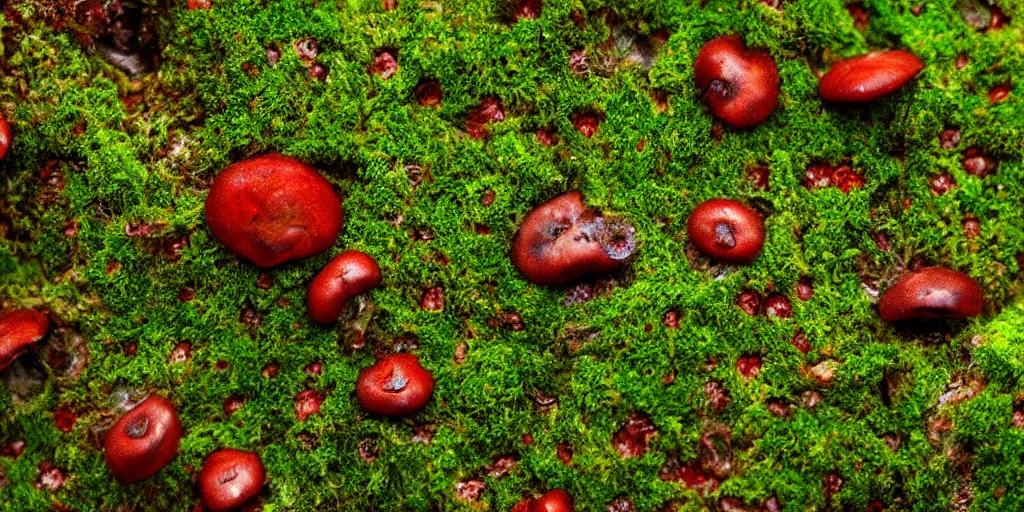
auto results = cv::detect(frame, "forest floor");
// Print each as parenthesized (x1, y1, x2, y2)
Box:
(2, 0, 1024, 510)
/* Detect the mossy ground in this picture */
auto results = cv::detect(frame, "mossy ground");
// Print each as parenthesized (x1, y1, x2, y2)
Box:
(2, 0, 1024, 510)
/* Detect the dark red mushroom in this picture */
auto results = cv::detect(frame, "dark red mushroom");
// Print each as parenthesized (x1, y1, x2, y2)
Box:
(0, 309, 49, 370)
(819, 50, 924, 102)
(687, 199, 765, 264)
(307, 250, 382, 324)
(0, 115, 11, 160)
(693, 35, 780, 128)
(199, 449, 265, 512)
(531, 489, 574, 512)
(510, 192, 636, 285)
(205, 153, 343, 267)
(356, 353, 434, 416)
(103, 395, 182, 483)
(878, 267, 984, 322)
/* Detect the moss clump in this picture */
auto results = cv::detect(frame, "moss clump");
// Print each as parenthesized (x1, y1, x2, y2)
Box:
(2, 0, 1024, 510)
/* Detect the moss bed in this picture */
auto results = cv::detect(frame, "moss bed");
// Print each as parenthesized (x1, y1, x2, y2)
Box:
(3, 0, 1024, 510)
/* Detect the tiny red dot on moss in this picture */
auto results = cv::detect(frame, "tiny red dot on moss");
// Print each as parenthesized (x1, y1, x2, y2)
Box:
(512, 0, 542, 20)
(1, 440, 25, 459)
(169, 342, 191, 363)
(295, 390, 325, 421)
(796, 279, 813, 301)
(989, 4, 1010, 30)
(663, 310, 681, 328)
(956, 54, 970, 70)
(846, 3, 869, 31)
(989, 84, 1011, 103)
(736, 355, 762, 381)
(940, 128, 961, 149)
(256, 273, 273, 289)
(371, 49, 399, 79)
(930, 173, 955, 195)
(736, 291, 761, 316)
(764, 294, 792, 318)
(53, 408, 77, 433)
(421, 286, 445, 311)
(571, 110, 601, 138)
(962, 216, 981, 238)
(791, 331, 810, 354)
(309, 63, 327, 81)
(536, 129, 557, 146)
(262, 363, 279, 379)
(612, 413, 656, 458)
(177, 287, 195, 302)
(223, 395, 244, 417)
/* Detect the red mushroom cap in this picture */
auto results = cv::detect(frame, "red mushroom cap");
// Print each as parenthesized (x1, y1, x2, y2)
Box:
(205, 153, 343, 267)
(694, 35, 780, 128)
(0, 309, 49, 370)
(307, 250, 382, 324)
(878, 267, 984, 322)
(0, 116, 11, 160)
(356, 353, 434, 416)
(199, 449, 265, 512)
(532, 489, 575, 512)
(819, 50, 924, 102)
(103, 395, 182, 483)
(511, 192, 635, 285)
(687, 199, 765, 264)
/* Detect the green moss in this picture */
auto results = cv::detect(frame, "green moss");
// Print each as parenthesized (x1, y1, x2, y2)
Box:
(2, 0, 1024, 510)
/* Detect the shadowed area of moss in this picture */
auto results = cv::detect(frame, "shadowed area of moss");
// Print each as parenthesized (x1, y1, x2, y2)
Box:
(2, 0, 1024, 510)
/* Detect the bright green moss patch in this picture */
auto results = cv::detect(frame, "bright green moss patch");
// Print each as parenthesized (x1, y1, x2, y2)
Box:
(2, 0, 1024, 510)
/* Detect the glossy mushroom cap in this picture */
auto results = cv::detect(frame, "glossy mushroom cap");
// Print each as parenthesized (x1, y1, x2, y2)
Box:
(819, 50, 924, 102)
(694, 35, 780, 128)
(878, 267, 984, 322)
(356, 353, 434, 416)
(199, 449, 265, 512)
(532, 489, 575, 512)
(307, 250, 382, 324)
(0, 309, 49, 370)
(0, 116, 11, 160)
(510, 192, 636, 285)
(686, 199, 765, 264)
(104, 395, 182, 483)
(205, 153, 343, 268)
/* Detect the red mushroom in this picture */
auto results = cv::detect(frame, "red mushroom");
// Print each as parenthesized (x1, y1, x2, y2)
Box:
(0, 309, 49, 370)
(307, 250, 382, 324)
(511, 192, 636, 285)
(694, 35, 780, 128)
(819, 50, 924, 102)
(199, 449, 265, 512)
(103, 395, 182, 483)
(686, 199, 765, 264)
(0, 115, 11, 160)
(532, 489, 575, 512)
(205, 153, 343, 267)
(878, 267, 984, 322)
(356, 353, 434, 416)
